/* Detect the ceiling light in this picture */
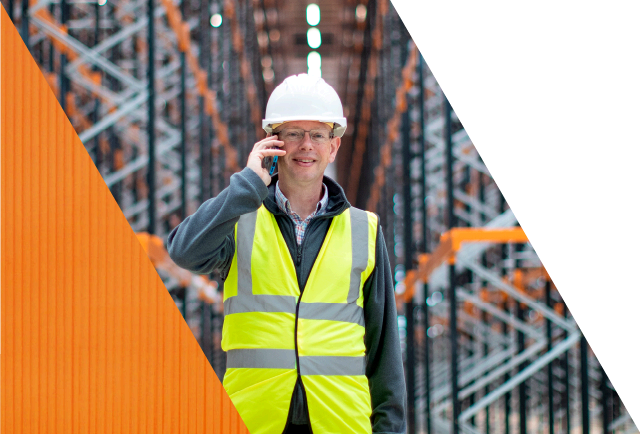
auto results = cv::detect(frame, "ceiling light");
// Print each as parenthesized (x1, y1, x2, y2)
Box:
(263, 68, 275, 83)
(307, 50, 322, 78)
(210, 13, 222, 27)
(261, 56, 273, 68)
(355, 4, 367, 22)
(308, 68, 322, 78)
(253, 10, 264, 25)
(269, 29, 281, 43)
(307, 27, 321, 49)
(257, 31, 269, 48)
(266, 9, 278, 25)
(307, 51, 321, 70)
(306, 4, 320, 26)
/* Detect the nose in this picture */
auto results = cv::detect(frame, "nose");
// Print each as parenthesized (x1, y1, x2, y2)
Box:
(299, 131, 313, 149)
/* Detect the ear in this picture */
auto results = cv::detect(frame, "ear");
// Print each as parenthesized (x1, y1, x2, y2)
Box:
(328, 137, 341, 163)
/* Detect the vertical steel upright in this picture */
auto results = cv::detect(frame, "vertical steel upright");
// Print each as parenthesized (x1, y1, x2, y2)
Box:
(206, 0, 213, 199)
(546, 279, 555, 434)
(600, 366, 610, 434)
(199, 0, 210, 204)
(402, 76, 415, 434)
(59, 0, 68, 112)
(581, 335, 590, 433)
(180, 0, 188, 221)
(482, 309, 491, 434)
(418, 55, 432, 434)
(480, 175, 491, 434)
(503, 301, 511, 434)
(445, 96, 459, 434)
(48, 2, 55, 71)
(501, 197, 511, 434)
(20, 0, 29, 49)
(92, 2, 102, 171)
(147, 0, 157, 234)
(563, 302, 572, 433)
(198, 97, 205, 202)
(515, 244, 527, 434)
(107, 2, 122, 206)
(517, 300, 527, 434)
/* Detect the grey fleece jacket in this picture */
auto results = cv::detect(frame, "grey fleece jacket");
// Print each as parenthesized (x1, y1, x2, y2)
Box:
(167, 168, 406, 434)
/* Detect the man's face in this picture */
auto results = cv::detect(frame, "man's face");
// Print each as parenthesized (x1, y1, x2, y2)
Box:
(273, 120, 341, 185)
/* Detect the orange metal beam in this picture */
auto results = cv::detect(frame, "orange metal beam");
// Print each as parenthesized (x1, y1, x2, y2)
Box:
(401, 227, 528, 303)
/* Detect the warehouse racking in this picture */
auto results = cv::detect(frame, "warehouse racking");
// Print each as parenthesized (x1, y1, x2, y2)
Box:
(3, 0, 638, 432)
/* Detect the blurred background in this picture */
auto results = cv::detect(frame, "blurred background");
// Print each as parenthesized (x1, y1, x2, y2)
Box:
(3, 0, 638, 432)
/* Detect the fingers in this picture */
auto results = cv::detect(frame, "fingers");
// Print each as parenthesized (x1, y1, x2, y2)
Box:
(254, 136, 281, 147)
(256, 148, 286, 157)
(252, 136, 284, 151)
(246, 136, 286, 186)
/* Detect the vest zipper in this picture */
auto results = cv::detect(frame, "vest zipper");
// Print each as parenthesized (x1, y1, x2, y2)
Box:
(294, 265, 314, 434)
(291, 216, 324, 433)
(293, 270, 306, 430)
(293, 218, 314, 432)
(294, 298, 301, 377)
(293, 216, 303, 402)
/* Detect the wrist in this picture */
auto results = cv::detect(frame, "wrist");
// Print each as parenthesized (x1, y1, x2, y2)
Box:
(240, 167, 270, 198)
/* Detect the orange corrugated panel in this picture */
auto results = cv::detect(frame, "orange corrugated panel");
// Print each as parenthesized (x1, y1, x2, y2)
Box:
(1, 9, 249, 433)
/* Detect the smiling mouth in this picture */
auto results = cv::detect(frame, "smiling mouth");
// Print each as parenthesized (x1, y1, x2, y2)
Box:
(293, 158, 316, 163)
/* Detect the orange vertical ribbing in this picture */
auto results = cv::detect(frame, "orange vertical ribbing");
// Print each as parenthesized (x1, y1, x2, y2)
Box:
(6, 28, 20, 432)
(1, 8, 249, 433)
(15, 24, 25, 433)
(0, 27, 9, 432)
(0, 27, 5, 432)
(3, 15, 14, 432)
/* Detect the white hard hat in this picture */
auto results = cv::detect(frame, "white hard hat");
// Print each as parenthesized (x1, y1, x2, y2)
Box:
(262, 74, 347, 138)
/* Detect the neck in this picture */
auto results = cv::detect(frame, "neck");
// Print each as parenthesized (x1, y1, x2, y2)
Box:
(278, 176, 324, 220)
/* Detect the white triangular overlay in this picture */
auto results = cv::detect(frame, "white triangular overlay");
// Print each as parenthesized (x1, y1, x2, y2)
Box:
(391, 0, 640, 426)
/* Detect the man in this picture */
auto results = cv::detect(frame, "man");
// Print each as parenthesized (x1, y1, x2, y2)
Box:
(167, 74, 406, 434)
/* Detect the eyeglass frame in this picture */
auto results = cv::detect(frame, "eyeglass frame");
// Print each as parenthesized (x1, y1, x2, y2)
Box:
(273, 127, 335, 145)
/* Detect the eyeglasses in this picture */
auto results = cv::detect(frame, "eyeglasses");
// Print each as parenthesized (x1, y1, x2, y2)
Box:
(275, 128, 334, 145)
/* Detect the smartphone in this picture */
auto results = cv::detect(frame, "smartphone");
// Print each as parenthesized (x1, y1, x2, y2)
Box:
(261, 133, 279, 175)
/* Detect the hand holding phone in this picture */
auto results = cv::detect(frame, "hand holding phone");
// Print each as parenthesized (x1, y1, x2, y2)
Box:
(247, 134, 285, 186)
(261, 133, 279, 175)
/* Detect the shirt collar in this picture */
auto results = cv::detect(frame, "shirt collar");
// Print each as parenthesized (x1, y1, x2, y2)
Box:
(275, 181, 329, 218)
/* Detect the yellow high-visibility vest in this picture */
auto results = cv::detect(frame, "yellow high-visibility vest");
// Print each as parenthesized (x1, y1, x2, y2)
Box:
(222, 205, 378, 434)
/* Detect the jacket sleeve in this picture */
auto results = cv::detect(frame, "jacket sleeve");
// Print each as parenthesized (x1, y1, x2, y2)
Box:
(364, 227, 407, 434)
(166, 168, 269, 275)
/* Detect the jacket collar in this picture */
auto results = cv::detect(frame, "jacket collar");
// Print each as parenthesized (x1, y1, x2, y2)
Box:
(264, 173, 351, 218)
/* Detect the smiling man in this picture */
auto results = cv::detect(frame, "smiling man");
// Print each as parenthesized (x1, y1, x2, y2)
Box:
(167, 74, 406, 434)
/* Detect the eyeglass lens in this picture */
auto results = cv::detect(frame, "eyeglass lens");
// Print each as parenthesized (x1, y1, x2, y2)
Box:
(277, 129, 332, 143)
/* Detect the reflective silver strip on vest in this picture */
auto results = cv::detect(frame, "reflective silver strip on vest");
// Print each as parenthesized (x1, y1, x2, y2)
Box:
(226, 348, 296, 369)
(226, 350, 366, 376)
(348, 208, 370, 303)
(227, 211, 299, 316)
(299, 356, 366, 376)
(224, 294, 297, 316)
(236, 211, 258, 297)
(298, 302, 365, 327)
